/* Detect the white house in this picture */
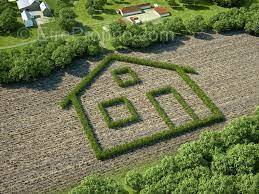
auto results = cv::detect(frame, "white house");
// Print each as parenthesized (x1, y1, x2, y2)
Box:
(17, 0, 40, 11)
(40, 2, 52, 17)
(21, 10, 34, 27)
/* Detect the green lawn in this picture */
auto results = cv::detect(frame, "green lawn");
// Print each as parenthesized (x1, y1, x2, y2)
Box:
(45, 0, 57, 9)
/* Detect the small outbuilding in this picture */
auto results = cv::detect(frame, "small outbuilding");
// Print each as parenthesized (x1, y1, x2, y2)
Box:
(40, 2, 52, 17)
(118, 3, 151, 17)
(154, 6, 170, 17)
(21, 10, 34, 27)
(17, 0, 40, 11)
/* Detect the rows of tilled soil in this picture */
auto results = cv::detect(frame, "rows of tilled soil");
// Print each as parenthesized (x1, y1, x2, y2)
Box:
(0, 32, 258, 193)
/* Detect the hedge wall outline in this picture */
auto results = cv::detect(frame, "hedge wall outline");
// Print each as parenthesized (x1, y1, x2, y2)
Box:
(111, 66, 141, 88)
(146, 86, 199, 129)
(61, 54, 224, 160)
(98, 97, 140, 129)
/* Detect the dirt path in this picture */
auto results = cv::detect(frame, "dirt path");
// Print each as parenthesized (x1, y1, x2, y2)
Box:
(0, 32, 258, 193)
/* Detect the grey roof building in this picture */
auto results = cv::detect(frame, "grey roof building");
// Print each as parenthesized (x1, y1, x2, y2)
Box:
(17, 0, 40, 11)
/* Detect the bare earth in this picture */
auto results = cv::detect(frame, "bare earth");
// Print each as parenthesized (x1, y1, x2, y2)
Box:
(0, 33, 258, 193)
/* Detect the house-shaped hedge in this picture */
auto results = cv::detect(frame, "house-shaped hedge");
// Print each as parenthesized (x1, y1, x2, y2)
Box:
(61, 54, 224, 160)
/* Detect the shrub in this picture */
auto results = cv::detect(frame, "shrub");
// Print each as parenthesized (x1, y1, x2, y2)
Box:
(69, 175, 127, 194)
(0, 36, 101, 84)
(185, 15, 207, 35)
(213, 0, 242, 7)
(0, 7, 18, 33)
(125, 171, 144, 192)
(163, 16, 186, 34)
(209, 8, 246, 32)
(245, 6, 259, 35)
(58, 7, 77, 32)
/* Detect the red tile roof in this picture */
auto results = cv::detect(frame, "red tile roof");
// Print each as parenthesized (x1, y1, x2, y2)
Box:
(119, 3, 151, 14)
(120, 6, 141, 14)
(154, 6, 170, 15)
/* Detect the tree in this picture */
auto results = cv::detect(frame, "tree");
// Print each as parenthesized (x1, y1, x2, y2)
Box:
(245, 11, 259, 35)
(58, 8, 77, 32)
(125, 171, 144, 192)
(0, 7, 18, 33)
(109, 22, 126, 36)
(163, 16, 186, 33)
(69, 175, 127, 194)
(185, 15, 207, 35)
(51, 45, 74, 68)
(213, 0, 242, 7)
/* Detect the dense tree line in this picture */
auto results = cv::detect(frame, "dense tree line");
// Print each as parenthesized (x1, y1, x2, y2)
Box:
(109, 5, 259, 49)
(179, 0, 244, 7)
(70, 107, 259, 193)
(0, 0, 19, 33)
(0, 35, 101, 83)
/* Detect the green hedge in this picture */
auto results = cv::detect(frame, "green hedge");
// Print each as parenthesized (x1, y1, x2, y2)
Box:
(98, 97, 140, 129)
(146, 86, 199, 130)
(0, 35, 101, 84)
(60, 54, 196, 108)
(61, 54, 224, 160)
(111, 66, 140, 88)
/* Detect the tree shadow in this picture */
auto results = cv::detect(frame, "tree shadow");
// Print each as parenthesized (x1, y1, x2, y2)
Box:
(103, 8, 117, 15)
(173, 6, 184, 11)
(194, 32, 214, 41)
(92, 15, 104, 20)
(185, 4, 210, 10)
(218, 30, 244, 36)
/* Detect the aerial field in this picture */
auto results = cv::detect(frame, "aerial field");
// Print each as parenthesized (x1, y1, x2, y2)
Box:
(0, 32, 258, 193)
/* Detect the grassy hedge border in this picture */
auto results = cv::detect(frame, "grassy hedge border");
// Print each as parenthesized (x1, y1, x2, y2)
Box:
(146, 86, 199, 130)
(98, 97, 140, 129)
(111, 66, 140, 88)
(61, 54, 224, 160)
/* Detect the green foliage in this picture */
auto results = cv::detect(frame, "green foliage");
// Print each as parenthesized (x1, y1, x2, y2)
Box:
(108, 22, 126, 37)
(212, 143, 259, 175)
(69, 175, 127, 194)
(125, 171, 144, 192)
(185, 15, 207, 35)
(85, 0, 107, 15)
(163, 16, 186, 34)
(125, 107, 259, 193)
(111, 66, 140, 88)
(111, 22, 175, 49)
(208, 8, 246, 32)
(213, 0, 243, 7)
(0, 36, 101, 84)
(0, 1, 18, 33)
(58, 7, 77, 32)
(98, 97, 140, 129)
(244, 5, 259, 35)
